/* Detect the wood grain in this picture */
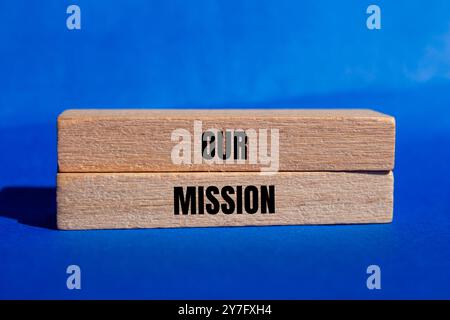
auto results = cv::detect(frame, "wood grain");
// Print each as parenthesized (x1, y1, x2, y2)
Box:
(58, 109, 395, 172)
(57, 171, 394, 230)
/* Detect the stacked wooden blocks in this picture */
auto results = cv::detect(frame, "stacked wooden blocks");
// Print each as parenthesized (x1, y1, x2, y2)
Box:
(57, 109, 395, 230)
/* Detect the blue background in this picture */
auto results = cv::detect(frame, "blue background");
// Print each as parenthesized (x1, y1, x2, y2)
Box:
(1, 0, 449, 299)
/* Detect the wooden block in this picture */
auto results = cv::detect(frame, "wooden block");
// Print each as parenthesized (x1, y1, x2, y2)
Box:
(57, 171, 393, 230)
(58, 109, 395, 172)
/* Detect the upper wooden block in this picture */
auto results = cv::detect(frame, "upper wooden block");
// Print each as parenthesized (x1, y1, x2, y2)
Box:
(58, 109, 395, 172)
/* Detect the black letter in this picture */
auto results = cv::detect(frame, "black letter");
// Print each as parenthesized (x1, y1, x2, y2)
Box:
(236, 186, 243, 214)
(234, 131, 248, 160)
(202, 131, 215, 159)
(223, 131, 233, 160)
(198, 186, 204, 214)
(244, 186, 258, 214)
(174, 186, 196, 215)
(206, 186, 220, 214)
(260, 185, 275, 213)
(221, 186, 235, 214)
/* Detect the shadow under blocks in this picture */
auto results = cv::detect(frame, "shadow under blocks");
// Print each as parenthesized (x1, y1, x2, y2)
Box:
(0, 187, 56, 229)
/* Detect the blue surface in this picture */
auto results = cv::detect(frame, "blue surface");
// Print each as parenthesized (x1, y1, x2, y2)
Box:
(1, 0, 450, 299)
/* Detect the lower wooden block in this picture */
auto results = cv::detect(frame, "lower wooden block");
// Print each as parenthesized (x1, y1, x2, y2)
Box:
(57, 171, 393, 230)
